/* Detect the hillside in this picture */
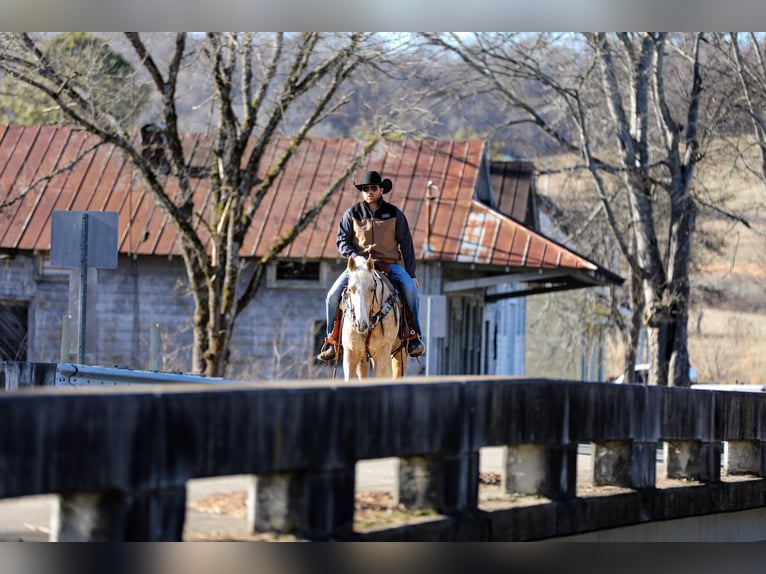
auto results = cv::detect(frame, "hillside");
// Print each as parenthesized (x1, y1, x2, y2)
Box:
(687, 140, 766, 384)
(534, 145, 766, 385)
(689, 226, 766, 385)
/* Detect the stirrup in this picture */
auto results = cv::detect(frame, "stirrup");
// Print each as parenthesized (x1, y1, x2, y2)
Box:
(406, 336, 425, 357)
(317, 339, 338, 362)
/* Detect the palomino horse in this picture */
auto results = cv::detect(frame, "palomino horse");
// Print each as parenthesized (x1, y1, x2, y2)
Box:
(340, 255, 407, 381)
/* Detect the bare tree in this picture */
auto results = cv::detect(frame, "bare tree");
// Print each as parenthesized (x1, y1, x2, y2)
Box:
(715, 33, 766, 182)
(423, 32, 728, 386)
(0, 32, 404, 377)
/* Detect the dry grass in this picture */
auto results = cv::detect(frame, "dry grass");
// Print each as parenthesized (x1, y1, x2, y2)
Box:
(671, 227, 766, 385)
(688, 307, 766, 385)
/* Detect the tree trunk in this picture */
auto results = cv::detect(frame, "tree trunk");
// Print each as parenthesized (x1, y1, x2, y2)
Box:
(665, 192, 696, 387)
(189, 282, 233, 378)
(623, 270, 644, 383)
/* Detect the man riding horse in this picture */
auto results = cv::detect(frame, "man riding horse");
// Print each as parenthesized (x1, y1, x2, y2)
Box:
(317, 170, 426, 362)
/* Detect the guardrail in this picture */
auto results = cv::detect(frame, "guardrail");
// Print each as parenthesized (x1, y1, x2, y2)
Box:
(1, 361, 766, 541)
(54, 363, 229, 386)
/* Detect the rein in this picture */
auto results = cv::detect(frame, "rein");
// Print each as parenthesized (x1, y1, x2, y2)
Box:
(370, 280, 398, 329)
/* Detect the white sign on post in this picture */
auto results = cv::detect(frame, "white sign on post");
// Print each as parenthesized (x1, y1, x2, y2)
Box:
(421, 295, 447, 376)
(50, 211, 118, 365)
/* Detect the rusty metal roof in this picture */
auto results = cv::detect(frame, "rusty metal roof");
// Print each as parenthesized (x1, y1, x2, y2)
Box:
(490, 160, 539, 229)
(0, 125, 621, 287)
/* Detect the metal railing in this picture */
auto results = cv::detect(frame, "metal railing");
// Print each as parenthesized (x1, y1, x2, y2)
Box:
(54, 363, 229, 386)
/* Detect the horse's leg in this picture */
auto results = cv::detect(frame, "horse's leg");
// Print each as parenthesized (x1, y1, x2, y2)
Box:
(357, 356, 370, 379)
(392, 347, 407, 378)
(373, 352, 393, 378)
(342, 352, 353, 382)
(343, 347, 364, 382)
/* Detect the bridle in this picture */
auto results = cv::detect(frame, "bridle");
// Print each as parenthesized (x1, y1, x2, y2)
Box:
(343, 269, 400, 354)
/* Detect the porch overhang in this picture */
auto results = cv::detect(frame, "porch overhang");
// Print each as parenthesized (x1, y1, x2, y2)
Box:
(442, 267, 623, 301)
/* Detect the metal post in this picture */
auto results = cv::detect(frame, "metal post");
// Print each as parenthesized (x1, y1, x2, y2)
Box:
(425, 181, 437, 253)
(60, 314, 71, 363)
(425, 297, 432, 376)
(150, 323, 160, 371)
(77, 213, 88, 364)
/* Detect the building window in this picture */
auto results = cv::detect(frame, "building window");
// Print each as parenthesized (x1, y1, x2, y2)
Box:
(0, 300, 28, 361)
(268, 260, 324, 289)
(276, 260, 320, 281)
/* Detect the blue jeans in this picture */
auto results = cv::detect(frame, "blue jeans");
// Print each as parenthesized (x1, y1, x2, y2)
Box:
(325, 263, 422, 337)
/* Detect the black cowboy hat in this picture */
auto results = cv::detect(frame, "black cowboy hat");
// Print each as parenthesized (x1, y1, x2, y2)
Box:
(354, 170, 393, 194)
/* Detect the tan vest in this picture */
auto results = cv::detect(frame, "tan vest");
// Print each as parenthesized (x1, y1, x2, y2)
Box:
(353, 215, 401, 265)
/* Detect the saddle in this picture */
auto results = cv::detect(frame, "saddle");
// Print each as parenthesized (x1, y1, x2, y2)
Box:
(373, 259, 392, 275)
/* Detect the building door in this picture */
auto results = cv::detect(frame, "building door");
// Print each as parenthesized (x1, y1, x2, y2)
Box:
(444, 293, 484, 375)
(0, 300, 28, 361)
(485, 296, 527, 376)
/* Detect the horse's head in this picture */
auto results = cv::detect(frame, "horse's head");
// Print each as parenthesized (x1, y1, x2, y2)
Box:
(345, 256, 376, 334)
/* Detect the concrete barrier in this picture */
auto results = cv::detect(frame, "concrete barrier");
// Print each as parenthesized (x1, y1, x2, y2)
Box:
(1, 361, 766, 541)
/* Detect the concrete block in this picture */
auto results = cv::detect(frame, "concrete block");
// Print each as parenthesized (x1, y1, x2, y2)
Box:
(593, 440, 654, 488)
(505, 444, 545, 495)
(52, 486, 186, 541)
(724, 440, 759, 476)
(665, 440, 698, 479)
(593, 441, 632, 487)
(398, 452, 479, 514)
(665, 440, 721, 482)
(398, 455, 441, 510)
(251, 473, 301, 534)
(504, 443, 577, 500)
(252, 468, 355, 540)
(52, 492, 116, 541)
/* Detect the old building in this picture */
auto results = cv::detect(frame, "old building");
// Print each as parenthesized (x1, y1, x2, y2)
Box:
(0, 125, 622, 380)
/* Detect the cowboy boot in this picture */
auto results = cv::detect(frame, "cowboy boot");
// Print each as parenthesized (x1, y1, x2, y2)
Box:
(400, 300, 425, 357)
(317, 310, 342, 361)
(317, 339, 338, 361)
(406, 334, 425, 357)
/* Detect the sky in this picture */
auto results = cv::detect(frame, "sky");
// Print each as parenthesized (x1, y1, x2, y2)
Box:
(1, 0, 765, 32)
